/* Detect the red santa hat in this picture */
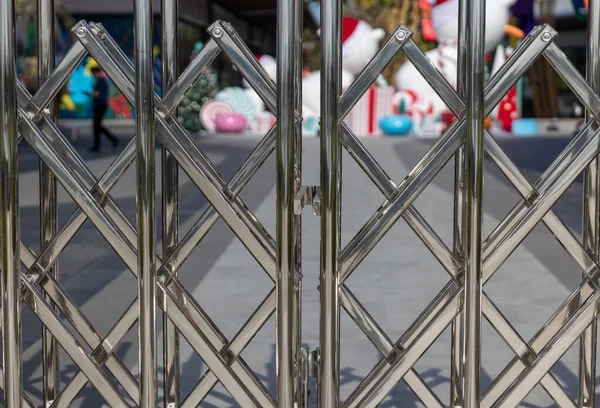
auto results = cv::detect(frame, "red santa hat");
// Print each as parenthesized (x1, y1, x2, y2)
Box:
(429, 0, 459, 34)
(341, 16, 374, 55)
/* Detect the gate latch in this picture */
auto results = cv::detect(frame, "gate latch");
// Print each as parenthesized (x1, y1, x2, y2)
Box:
(294, 186, 321, 216)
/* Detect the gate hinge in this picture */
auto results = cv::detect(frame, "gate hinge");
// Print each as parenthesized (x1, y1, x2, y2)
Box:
(294, 186, 321, 216)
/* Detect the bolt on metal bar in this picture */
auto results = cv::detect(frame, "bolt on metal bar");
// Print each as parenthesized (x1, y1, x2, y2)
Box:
(161, 0, 180, 406)
(0, 0, 22, 405)
(580, 1, 600, 407)
(134, 0, 158, 406)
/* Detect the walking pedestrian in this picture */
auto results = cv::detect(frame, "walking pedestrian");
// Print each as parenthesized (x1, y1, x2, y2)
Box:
(87, 66, 119, 152)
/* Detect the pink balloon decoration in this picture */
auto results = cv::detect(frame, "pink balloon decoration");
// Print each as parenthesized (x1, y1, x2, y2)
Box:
(215, 113, 248, 133)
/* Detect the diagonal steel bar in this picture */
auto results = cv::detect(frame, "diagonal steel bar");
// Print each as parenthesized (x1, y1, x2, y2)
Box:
(339, 25, 413, 118)
(494, 290, 600, 408)
(338, 286, 444, 408)
(19, 108, 273, 404)
(49, 298, 139, 408)
(339, 24, 559, 283)
(160, 38, 221, 114)
(483, 129, 600, 281)
(159, 125, 276, 282)
(482, 279, 596, 406)
(343, 287, 463, 408)
(180, 285, 277, 408)
(25, 41, 88, 117)
(0, 368, 36, 408)
(158, 281, 262, 407)
(20, 278, 129, 407)
(78, 22, 277, 280)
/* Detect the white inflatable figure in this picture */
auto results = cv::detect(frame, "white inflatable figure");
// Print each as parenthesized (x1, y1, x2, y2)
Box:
(395, 0, 517, 121)
(302, 16, 386, 117)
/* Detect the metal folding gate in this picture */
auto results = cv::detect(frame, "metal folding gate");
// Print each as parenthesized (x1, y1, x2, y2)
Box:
(1, 0, 600, 406)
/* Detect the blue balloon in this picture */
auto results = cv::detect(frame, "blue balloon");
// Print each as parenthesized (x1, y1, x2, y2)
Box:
(380, 115, 413, 136)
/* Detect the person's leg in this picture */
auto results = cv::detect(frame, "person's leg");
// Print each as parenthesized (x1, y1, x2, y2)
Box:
(90, 104, 102, 151)
(98, 105, 118, 147)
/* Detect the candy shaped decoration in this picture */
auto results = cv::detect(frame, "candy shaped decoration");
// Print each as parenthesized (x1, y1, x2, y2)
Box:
(215, 87, 258, 124)
(215, 113, 248, 133)
(200, 100, 234, 132)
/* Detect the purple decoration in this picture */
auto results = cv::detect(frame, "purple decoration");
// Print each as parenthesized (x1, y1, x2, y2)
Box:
(511, 0, 536, 34)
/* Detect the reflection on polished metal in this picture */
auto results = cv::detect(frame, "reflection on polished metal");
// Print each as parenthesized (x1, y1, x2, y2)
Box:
(37, 0, 60, 405)
(0, 0, 23, 406)
(580, 2, 600, 407)
(462, 0, 486, 407)
(319, 0, 342, 406)
(161, 0, 180, 406)
(3, 0, 600, 406)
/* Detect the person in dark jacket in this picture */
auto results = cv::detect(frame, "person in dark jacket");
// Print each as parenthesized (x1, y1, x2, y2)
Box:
(88, 67, 118, 152)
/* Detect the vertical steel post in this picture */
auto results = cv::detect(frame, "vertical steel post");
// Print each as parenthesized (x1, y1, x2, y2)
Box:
(580, 1, 600, 406)
(276, 0, 298, 404)
(38, 0, 60, 404)
(0, 0, 22, 405)
(451, 0, 469, 405)
(135, 0, 157, 406)
(292, 0, 304, 404)
(161, 0, 180, 406)
(462, 1, 486, 407)
(319, 0, 342, 405)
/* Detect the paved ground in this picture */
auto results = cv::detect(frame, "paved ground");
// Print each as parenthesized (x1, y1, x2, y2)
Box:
(11, 128, 596, 407)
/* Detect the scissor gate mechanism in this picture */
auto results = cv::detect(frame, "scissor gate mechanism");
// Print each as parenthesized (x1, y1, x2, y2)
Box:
(1, 0, 600, 407)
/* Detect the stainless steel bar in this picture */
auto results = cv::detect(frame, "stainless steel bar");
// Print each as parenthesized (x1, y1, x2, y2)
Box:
(292, 0, 303, 403)
(49, 298, 140, 408)
(134, 0, 157, 405)
(344, 288, 463, 408)
(20, 278, 129, 407)
(161, 0, 179, 405)
(544, 43, 600, 122)
(179, 286, 277, 408)
(481, 295, 576, 408)
(75, 25, 278, 279)
(482, 280, 596, 406)
(462, 0, 486, 406)
(340, 120, 465, 282)
(483, 130, 600, 281)
(0, 0, 22, 404)
(496, 291, 600, 408)
(276, 0, 297, 403)
(452, 0, 468, 403)
(24, 139, 135, 284)
(339, 25, 412, 118)
(339, 125, 461, 277)
(402, 40, 466, 116)
(159, 127, 276, 282)
(319, 0, 342, 404)
(580, 1, 600, 405)
(160, 39, 220, 113)
(158, 281, 260, 407)
(338, 286, 444, 408)
(38, 0, 60, 403)
(0, 370, 35, 408)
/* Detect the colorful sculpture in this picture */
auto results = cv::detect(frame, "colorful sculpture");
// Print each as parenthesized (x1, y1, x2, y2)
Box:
(395, 0, 518, 123)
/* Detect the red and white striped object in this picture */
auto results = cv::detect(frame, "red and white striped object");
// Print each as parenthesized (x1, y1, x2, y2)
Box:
(344, 86, 395, 137)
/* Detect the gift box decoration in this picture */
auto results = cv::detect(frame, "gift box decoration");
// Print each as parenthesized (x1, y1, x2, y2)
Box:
(344, 86, 395, 136)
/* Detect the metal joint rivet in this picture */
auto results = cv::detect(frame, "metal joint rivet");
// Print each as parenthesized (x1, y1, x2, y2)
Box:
(542, 31, 553, 42)
(75, 27, 87, 38)
(212, 27, 223, 38)
(396, 30, 407, 41)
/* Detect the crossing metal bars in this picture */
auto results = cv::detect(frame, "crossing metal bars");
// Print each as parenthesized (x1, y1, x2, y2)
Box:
(2, 0, 600, 406)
